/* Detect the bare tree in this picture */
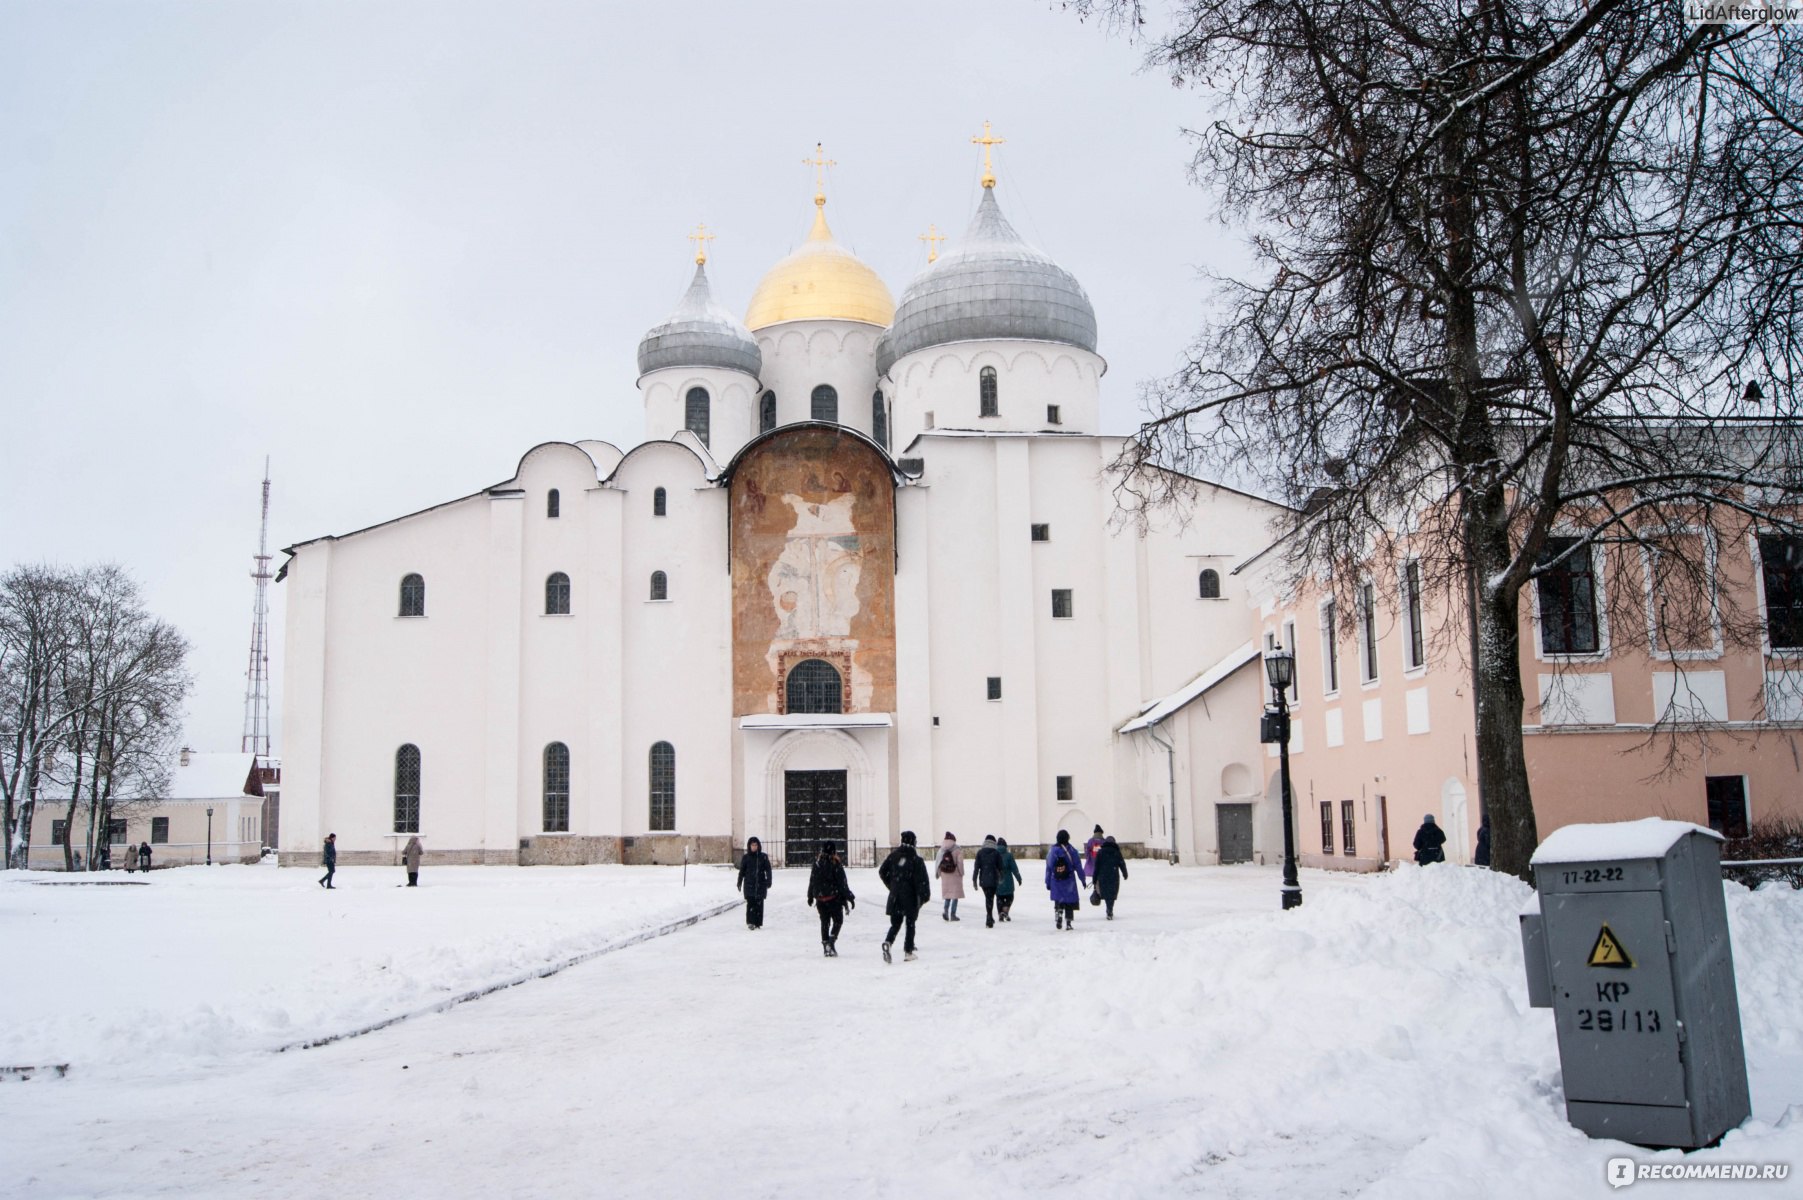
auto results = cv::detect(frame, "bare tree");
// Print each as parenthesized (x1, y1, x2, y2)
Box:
(1077, 0, 1802, 876)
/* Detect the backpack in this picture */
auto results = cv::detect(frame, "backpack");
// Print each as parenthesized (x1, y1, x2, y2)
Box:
(1052, 847, 1071, 879)
(939, 849, 956, 875)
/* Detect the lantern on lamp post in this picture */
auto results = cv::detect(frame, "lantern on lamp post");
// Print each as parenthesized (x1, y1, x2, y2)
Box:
(1262, 643, 1302, 910)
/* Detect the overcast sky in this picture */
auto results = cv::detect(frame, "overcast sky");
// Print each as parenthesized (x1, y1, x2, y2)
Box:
(0, 0, 1249, 755)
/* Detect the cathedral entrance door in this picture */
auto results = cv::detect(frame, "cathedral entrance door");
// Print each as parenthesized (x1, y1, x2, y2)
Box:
(784, 770, 848, 864)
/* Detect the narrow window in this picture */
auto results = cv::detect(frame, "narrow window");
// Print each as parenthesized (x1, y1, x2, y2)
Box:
(399, 574, 425, 617)
(785, 659, 844, 714)
(1283, 618, 1299, 702)
(1056, 776, 1074, 802)
(1536, 536, 1599, 654)
(546, 489, 560, 519)
(811, 384, 838, 423)
(1403, 560, 1425, 669)
(543, 742, 570, 833)
(394, 744, 421, 833)
(1341, 799, 1357, 856)
(545, 572, 571, 615)
(648, 742, 675, 831)
(151, 817, 169, 844)
(759, 391, 777, 434)
(1359, 582, 1379, 683)
(108, 819, 127, 844)
(1705, 775, 1748, 839)
(1052, 589, 1074, 619)
(1758, 533, 1803, 650)
(1030, 524, 1050, 542)
(52, 819, 67, 846)
(685, 387, 710, 448)
(653, 487, 667, 517)
(1198, 569, 1221, 599)
(872, 391, 889, 449)
(986, 676, 1002, 701)
(650, 571, 668, 601)
(1320, 801, 1335, 854)
(1046, 404, 1062, 425)
(923, 410, 935, 430)
(1321, 599, 1340, 694)
(979, 366, 999, 417)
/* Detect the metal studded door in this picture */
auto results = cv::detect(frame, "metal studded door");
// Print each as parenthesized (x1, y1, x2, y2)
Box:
(1217, 803, 1254, 864)
(784, 770, 848, 863)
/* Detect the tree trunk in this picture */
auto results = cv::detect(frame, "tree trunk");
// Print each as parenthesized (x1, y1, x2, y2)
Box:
(1470, 512, 1539, 880)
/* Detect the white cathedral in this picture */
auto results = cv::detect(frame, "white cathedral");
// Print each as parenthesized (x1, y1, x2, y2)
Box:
(279, 150, 1289, 869)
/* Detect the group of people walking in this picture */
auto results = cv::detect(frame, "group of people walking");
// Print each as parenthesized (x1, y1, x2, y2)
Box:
(736, 825, 1133, 962)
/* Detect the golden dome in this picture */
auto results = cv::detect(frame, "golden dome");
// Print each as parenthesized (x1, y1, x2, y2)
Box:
(745, 202, 895, 330)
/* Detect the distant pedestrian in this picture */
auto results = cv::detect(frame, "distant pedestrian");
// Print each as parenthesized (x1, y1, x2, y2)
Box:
(994, 838, 1022, 922)
(1413, 814, 1446, 865)
(737, 837, 773, 930)
(1092, 835, 1129, 920)
(972, 835, 1002, 927)
(98, 843, 111, 870)
(878, 831, 931, 963)
(1046, 829, 1086, 930)
(72, 850, 82, 871)
(936, 832, 965, 921)
(807, 841, 856, 957)
(403, 835, 423, 886)
(138, 842, 151, 872)
(124, 846, 136, 873)
(1474, 815, 1492, 867)
(318, 833, 337, 889)
(1083, 825, 1105, 875)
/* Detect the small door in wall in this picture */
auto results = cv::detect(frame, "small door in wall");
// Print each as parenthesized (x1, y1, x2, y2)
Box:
(1216, 803, 1254, 864)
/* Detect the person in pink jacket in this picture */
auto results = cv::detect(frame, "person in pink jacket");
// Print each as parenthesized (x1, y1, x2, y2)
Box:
(936, 832, 965, 921)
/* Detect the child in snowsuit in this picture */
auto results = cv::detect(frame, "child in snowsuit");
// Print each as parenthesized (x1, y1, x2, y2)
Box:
(807, 841, 855, 956)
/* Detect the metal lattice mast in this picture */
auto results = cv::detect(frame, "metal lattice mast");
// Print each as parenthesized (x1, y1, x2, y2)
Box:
(240, 458, 273, 757)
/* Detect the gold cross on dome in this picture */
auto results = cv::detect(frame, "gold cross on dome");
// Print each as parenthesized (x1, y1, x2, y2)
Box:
(919, 223, 946, 263)
(687, 222, 714, 265)
(803, 142, 837, 207)
(971, 120, 1005, 188)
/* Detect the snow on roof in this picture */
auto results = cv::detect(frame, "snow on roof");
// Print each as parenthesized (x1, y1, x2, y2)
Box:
(739, 713, 894, 730)
(1530, 817, 1722, 866)
(1119, 641, 1262, 734)
(161, 753, 261, 801)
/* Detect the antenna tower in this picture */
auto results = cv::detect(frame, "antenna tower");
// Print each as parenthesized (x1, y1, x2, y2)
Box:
(241, 458, 273, 757)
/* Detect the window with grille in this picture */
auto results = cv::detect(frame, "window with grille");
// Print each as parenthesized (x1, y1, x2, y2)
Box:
(650, 571, 668, 601)
(653, 487, 666, 517)
(785, 659, 844, 714)
(107, 819, 127, 844)
(1403, 560, 1425, 669)
(1321, 599, 1340, 693)
(1056, 776, 1074, 802)
(872, 391, 888, 449)
(543, 743, 570, 833)
(649, 742, 675, 831)
(1052, 589, 1073, 619)
(52, 819, 66, 846)
(1360, 582, 1379, 682)
(1341, 799, 1357, 857)
(546, 489, 560, 519)
(545, 572, 571, 615)
(1031, 524, 1049, 542)
(394, 744, 421, 833)
(1320, 802, 1335, 853)
(811, 384, 838, 422)
(1537, 536, 1600, 654)
(151, 817, 169, 844)
(685, 387, 710, 448)
(760, 391, 777, 434)
(979, 367, 999, 417)
(1759, 534, 1803, 650)
(986, 676, 1002, 701)
(1047, 404, 1062, 425)
(1198, 569, 1221, 599)
(399, 574, 425, 617)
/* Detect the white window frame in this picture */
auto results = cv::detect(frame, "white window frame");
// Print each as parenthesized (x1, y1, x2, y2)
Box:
(1357, 580, 1381, 687)
(1399, 557, 1428, 677)
(1530, 531, 1611, 663)
(1751, 528, 1803, 661)
(1319, 597, 1340, 698)
(1282, 617, 1300, 705)
(1640, 525, 1722, 662)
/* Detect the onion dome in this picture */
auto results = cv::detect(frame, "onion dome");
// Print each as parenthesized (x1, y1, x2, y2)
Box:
(876, 187, 1097, 377)
(637, 261, 762, 378)
(744, 200, 895, 330)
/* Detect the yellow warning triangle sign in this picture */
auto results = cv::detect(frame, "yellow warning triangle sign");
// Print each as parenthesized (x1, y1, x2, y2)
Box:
(1588, 923, 1634, 969)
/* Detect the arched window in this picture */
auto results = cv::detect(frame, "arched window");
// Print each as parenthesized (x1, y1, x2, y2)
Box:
(399, 574, 425, 617)
(1198, 569, 1221, 599)
(979, 366, 999, 418)
(650, 570, 668, 601)
(546, 489, 560, 519)
(685, 387, 710, 448)
(872, 391, 889, 449)
(653, 487, 667, 517)
(811, 384, 838, 423)
(394, 744, 421, 833)
(545, 572, 571, 615)
(648, 742, 675, 831)
(759, 391, 777, 434)
(543, 742, 570, 832)
(785, 659, 844, 714)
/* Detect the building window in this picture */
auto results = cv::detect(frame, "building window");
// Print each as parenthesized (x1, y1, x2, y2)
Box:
(1537, 536, 1600, 655)
(1198, 569, 1221, 599)
(545, 572, 571, 615)
(108, 819, 127, 844)
(1283, 618, 1299, 702)
(785, 659, 844, 714)
(1047, 404, 1062, 425)
(1759, 533, 1803, 650)
(979, 366, 999, 417)
(653, 487, 667, 517)
(986, 676, 1002, 701)
(1056, 776, 1074, 802)
(811, 384, 838, 423)
(151, 817, 169, 844)
(399, 574, 425, 617)
(1320, 801, 1335, 854)
(1705, 775, 1748, 840)
(1359, 582, 1379, 683)
(52, 819, 66, 846)
(1031, 524, 1050, 542)
(546, 489, 560, 519)
(1052, 589, 1074, 619)
(1403, 560, 1425, 669)
(543, 742, 570, 833)
(649, 571, 668, 601)
(394, 744, 421, 833)
(685, 387, 710, 448)
(760, 391, 777, 434)
(1340, 800, 1356, 857)
(872, 391, 888, 449)
(649, 742, 675, 831)
(1321, 599, 1340, 694)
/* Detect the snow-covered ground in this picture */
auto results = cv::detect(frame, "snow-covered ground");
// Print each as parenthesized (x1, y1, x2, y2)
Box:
(1, 861, 1798, 1198)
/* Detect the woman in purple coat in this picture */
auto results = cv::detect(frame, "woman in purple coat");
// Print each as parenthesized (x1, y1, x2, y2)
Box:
(1045, 829, 1087, 931)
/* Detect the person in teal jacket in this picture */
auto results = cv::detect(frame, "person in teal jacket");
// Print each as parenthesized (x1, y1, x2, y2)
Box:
(994, 838, 1023, 922)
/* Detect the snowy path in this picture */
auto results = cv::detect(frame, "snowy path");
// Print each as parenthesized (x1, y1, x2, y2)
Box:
(4, 862, 1800, 1198)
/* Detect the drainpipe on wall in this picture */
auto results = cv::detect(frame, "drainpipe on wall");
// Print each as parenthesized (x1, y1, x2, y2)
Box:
(1145, 719, 1179, 864)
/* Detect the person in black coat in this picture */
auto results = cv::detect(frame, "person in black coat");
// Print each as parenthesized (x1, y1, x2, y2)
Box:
(1413, 814, 1447, 865)
(138, 842, 151, 872)
(806, 841, 856, 956)
(1474, 815, 1492, 867)
(737, 837, 773, 929)
(971, 834, 1003, 927)
(877, 830, 931, 963)
(1092, 835, 1129, 919)
(318, 833, 337, 889)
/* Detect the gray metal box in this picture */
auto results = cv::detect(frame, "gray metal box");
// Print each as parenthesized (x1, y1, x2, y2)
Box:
(1522, 819, 1751, 1149)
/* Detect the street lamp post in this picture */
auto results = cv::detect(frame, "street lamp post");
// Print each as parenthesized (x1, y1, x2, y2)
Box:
(1263, 644, 1302, 910)
(206, 807, 214, 866)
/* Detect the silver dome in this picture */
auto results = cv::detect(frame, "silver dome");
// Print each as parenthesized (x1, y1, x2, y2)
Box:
(877, 189, 1097, 376)
(637, 263, 762, 378)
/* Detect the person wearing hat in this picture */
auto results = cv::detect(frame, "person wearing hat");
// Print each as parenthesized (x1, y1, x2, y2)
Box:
(936, 831, 965, 921)
(971, 835, 1003, 927)
(1413, 814, 1447, 865)
(1046, 829, 1086, 930)
(807, 841, 855, 957)
(1083, 825, 1106, 875)
(1092, 835, 1129, 920)
(994, 838, 1023, 921)
(737, 836, 773, 929)
(318, 833, 337, 889)
(877, 831, 931, 962)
